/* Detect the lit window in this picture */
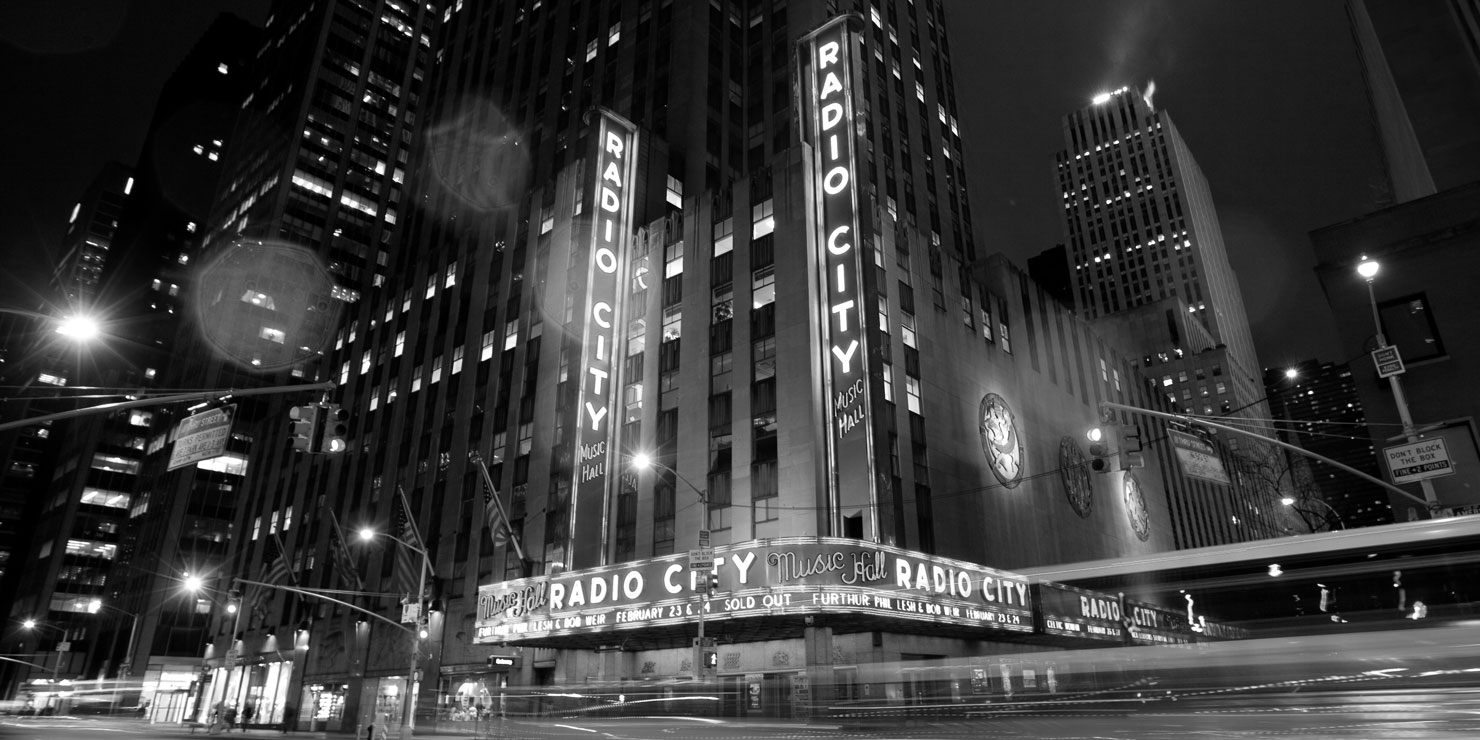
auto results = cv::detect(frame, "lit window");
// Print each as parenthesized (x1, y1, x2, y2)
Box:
(259, 327, 287, 344)
(713, 217, 733, 257)
(504, 319, 519, 350)
(905, 376, 921, 414)
(752, 268, 775, 308)
(751, 199, 774, 238)
(197, 453, 247, 475)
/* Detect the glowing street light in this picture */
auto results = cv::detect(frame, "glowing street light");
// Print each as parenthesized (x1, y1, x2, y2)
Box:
(1356, 255, 1438, 511)
(358, 527, 431, 740)
(54, 314, 101, 341)
(630, 453, 715, 678)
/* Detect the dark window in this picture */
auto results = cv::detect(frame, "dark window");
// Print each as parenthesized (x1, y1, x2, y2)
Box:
(1378, 293, 1445, 362)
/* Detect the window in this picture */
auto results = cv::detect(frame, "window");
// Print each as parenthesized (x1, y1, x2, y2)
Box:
(1378, 293, 1445, 362)
(713, 217, 734, 257)
(752, 267, 775, 307)
(751, 199, 774, 238)
(905, 375, 922, 414)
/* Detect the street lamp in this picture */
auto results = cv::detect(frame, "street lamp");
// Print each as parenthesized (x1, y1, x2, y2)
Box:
(184, 578, 243, 725)
(21, 619, 65, 714)
(1281, 496, 1346, 532)
(87, 599, 141, 714)
(359, 528, 431, 740)
(629, 454, 715, 681)
(1356, 256, 1438, 511)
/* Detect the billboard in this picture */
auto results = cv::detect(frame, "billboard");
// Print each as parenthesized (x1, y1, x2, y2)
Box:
(799, 15, 880, 538)
(568, 110, 638, 569)
(475, 537, 1033, 643)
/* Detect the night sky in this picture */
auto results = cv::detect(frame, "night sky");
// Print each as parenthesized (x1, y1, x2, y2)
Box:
(2, 1, 1375, 370)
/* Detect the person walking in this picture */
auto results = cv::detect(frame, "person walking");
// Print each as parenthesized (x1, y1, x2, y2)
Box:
(241, 703, 255, 731)
(224, 704, 238, 732)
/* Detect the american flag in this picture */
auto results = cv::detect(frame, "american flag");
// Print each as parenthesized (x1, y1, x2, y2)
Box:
(484, 481, 508, 546)
(328, 510, 365, 591)
(393, 487, 427, 598)
(263, 533, 296, 587)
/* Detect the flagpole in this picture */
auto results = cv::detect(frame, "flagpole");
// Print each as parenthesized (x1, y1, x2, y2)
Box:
(468, 451, 528, 569)
(392, 486, 430, 740)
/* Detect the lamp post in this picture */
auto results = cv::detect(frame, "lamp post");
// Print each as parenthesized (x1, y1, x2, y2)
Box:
(1357, 257, 1439, 512)
(360, 528, 430, 740)
(21, 619, 65, 714)
(87, 599, 140, 714)
(185, 577, 243, 726)
(630, 454, 713, 682)
(1281, 496, 1346, 532)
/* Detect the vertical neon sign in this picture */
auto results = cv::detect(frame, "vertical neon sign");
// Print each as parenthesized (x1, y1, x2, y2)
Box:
(570, 109, 638, 569)
(800, 16, 877, 539)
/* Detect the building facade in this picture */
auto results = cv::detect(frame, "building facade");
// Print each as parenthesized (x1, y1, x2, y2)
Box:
(1310, 182, 1480, 521)
(175, 2, 1296, 733)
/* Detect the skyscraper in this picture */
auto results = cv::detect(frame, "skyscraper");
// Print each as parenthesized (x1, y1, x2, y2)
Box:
(1053, 86, 1264, 429)
(1264, 359, 1391, 528)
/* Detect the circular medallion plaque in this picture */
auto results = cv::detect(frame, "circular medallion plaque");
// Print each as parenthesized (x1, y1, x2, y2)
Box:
(1058, 436, 1093, 518)
(978, 393, 1023, 489)
(1123, 473, 1151, 541)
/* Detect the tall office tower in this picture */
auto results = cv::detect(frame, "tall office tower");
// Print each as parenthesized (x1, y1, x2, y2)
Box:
(0, 16, 261, 709)
(51, 163, 134, 310)
(144, 0, 439, 726)
(1053, 87, 1264, 427)
(0, 164, 135, 708)
(1265, 360, 1392, 528)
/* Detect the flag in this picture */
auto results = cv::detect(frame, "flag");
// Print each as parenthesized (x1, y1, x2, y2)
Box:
(484, 480, 508, 546)
(393, 487, 428, 598)
(263, 533, 295, 588)
(328, 510, 365, 591)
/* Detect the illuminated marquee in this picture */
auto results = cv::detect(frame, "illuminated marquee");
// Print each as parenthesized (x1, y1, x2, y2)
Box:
(1032, 582, 1125, 643)
(569, 110, 638, 569)
(475, 537, 1033, 643)
(800, 16, 878, 536)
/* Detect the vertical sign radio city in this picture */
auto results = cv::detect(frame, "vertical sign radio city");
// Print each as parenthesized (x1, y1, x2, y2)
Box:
(570, 110, 638, 569)
(800, 16, 878, 539)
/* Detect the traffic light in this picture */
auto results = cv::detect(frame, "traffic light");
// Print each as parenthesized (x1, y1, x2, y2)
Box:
(1087, 426, 1117, 473)
(226, 589, 241, 615)
(289, 405, 321, 453)
(708, 572, 720, 595)
(703, 650, 718, 669)
(1117, 425, 1145, 469)
(320, 404, 350, 453)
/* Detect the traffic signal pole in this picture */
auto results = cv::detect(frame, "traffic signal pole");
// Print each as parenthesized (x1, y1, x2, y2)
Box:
(0, 381, 336, 433)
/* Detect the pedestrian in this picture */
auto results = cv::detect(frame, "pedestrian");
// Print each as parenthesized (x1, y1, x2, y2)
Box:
(281, 704, 296, 734)
(241, 703, 255, 730)
(224, 704, 238, 731)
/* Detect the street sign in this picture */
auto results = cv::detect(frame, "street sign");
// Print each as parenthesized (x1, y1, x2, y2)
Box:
(1372, 346, 1405, 378)
(1383, 437, 1454, 485)
(402, 601, 422, 624)
(56, 641, 71, 653)
(167, 405, 236, 471)
(1168, 429, 1230, 485)
(688, 548, 715, 570)
(698, 529, 711, 548)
